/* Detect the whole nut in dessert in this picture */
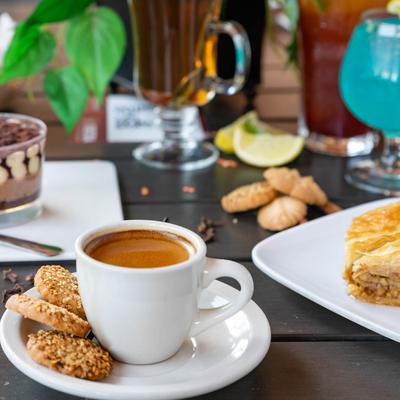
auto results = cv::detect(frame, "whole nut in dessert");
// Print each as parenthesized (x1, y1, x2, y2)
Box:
(6, 150, 27, 180)
(27, 144, 40, 175)
(27, 144, 39, 158)
(0, 165, 7, 186)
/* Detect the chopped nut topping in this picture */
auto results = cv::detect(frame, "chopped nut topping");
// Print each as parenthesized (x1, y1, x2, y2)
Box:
(27, 330, 112, 381)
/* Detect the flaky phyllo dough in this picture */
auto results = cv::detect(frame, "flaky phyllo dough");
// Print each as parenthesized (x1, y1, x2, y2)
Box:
(344, 202, 400, 306)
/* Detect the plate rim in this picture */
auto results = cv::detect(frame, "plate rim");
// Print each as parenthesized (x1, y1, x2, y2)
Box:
(252, 197, 400, 342)
(0, 281, 271, 400)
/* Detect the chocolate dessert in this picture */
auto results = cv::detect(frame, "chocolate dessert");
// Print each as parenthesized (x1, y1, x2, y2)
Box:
(0, 115, 46, 212)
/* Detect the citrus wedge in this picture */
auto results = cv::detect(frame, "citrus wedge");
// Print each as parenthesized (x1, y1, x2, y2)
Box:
(233, 128, 304, 167)
(214, 111, 258, 154)
(387, 0, 400, 16)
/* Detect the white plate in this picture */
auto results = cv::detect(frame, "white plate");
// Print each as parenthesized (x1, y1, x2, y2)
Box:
(0, 160, 123, 262)
(252, 197, 400, 342)
(0, 281, 270, 400)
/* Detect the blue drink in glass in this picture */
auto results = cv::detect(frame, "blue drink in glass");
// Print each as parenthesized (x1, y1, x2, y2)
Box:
(340, 9, 400, 194)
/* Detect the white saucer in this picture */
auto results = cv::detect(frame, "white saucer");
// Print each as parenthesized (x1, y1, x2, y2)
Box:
(0, 281, 270, 400)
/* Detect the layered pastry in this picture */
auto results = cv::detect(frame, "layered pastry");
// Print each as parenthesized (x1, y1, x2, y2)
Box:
(0, 115, 46, 211)
(344, 202, 400, 306)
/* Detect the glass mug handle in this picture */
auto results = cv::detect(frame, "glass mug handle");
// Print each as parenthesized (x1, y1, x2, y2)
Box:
(207, 20, 251, 95)
(189, 257, 254, 337)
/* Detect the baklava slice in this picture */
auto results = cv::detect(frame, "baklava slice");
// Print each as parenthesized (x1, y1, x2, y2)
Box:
(344, 202, 400, 306)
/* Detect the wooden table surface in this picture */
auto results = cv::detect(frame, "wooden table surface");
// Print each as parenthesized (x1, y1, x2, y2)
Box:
(0, 2, 397, 400)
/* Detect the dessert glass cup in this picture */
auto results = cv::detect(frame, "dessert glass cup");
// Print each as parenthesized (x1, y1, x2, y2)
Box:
(0, 113, 47, 228)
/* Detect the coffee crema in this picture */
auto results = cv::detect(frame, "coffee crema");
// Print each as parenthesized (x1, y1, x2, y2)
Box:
(85, 230, 195, 268)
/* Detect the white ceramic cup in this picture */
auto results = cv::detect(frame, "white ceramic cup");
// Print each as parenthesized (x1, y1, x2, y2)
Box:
(75, 220, 254, 365)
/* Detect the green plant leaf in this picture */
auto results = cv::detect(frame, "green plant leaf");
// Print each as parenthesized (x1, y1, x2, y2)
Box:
(0, 23, 56, 83)
(44, 66, 89, 132)
(277, 0, 299, 33)
(314, 0, 326, 11)
(27, 0, 94, 24)
(286, 33, 298, 66)
(65, 6, 126, 104)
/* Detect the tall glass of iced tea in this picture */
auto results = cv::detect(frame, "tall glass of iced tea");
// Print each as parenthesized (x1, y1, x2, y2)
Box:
(129, 0, 250, 170)
(298, 0, 387, 156)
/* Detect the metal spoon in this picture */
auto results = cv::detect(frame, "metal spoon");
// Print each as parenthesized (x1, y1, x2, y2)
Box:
(0, 234, 63, 257)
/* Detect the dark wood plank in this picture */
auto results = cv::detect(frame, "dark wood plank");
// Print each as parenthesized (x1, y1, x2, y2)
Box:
(3, 341, 400, 400)
(193, 342, 400, 400)
(0, 261, 379, 339)
(115, 149, 383, 206)
(123, 203, 268, 260)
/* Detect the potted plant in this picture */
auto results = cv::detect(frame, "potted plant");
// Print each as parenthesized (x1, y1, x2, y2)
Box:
(0, 0, 126, 132)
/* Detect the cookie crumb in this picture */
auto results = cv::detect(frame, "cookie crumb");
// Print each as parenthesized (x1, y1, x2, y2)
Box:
(217, 158, 238, 168)
(2, 268, 18, 283)
(140, 186, 150, 196)
(182, 186, 196, 193)
(232, 218, 239, 224)
(25, 273, 35, 284)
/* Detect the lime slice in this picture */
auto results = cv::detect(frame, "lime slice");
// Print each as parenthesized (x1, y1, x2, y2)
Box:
(215, 126, 235, 154)
(233, 128, 304, 167)
(214, 111, 258, 154)
(387, 0, 400, 15)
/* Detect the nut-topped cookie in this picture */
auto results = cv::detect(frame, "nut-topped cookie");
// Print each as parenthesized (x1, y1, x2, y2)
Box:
(5, 293, 90, 337)
(35, 265, 86, 320)
(27, 330, 112, 381)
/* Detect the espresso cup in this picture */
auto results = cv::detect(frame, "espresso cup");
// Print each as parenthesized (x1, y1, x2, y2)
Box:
(75, 220, 254, 365)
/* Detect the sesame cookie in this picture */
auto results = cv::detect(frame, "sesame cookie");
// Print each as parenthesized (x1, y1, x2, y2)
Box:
(6, 294, 90, 337)
(257, 196, 307, 231)
(221, 181, 277, 213)
(34, 265, 86, 320)
(27, 330, 112, 381)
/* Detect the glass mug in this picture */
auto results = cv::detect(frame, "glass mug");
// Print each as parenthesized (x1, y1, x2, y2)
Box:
(298, 0, 387, 156)
(129, 0, 250, 170)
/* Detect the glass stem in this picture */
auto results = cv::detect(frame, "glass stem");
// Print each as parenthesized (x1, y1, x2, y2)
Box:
(380, 133, 400, 175)
(158, 106, 198, 149)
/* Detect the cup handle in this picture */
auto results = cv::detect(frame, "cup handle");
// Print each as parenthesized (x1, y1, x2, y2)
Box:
(189, 257, 254, 337)
(207, 20, 251, 95)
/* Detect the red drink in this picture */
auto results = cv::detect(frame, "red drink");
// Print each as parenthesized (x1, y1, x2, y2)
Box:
(298, 0, 386, 154)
